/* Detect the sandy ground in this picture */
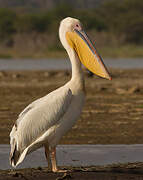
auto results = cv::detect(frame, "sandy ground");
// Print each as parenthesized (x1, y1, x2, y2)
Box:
(0, 68, 143, 144)
(0, 68, 143, 179)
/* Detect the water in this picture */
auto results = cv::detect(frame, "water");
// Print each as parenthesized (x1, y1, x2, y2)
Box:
(0, 58, 142, 70)
(1, 144, 143, 170)
(0, 59, 70, 71)
(106, 58, 143, 69)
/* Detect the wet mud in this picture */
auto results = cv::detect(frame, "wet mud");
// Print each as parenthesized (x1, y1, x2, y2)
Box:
(1, 163, 143, 180)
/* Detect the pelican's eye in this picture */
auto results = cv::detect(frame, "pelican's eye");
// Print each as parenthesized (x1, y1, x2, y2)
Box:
(74, 24, 82, 31)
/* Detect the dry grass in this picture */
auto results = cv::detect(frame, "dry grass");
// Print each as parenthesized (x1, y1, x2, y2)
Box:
(0, 32, 143, 58)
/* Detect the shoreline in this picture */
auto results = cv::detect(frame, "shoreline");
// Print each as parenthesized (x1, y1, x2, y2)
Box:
(1, 163, 143, 180)
(1, 45, 143, 59)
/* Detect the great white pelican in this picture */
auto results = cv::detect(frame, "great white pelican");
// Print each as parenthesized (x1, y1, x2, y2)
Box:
(9, 17, 111, 172)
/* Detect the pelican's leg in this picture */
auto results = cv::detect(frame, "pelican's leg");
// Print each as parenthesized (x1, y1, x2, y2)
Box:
(44, 144, 52, 170)
(50, 146, 67, 173)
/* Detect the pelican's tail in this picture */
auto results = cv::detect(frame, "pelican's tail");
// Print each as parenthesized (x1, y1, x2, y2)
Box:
(10, 139, 29, 167)
(9, 124, 51, 167)
(9, 139, 20, 167)
(9, 125, 20, 167)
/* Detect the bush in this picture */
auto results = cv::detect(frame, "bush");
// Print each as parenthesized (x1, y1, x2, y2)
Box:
(0, 1, 143, 45)
(98, 0, 143, 44)
(0, 9, 16, 39)
(16, 13, 51, 33)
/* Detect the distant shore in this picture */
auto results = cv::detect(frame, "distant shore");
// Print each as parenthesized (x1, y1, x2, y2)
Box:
(0, 45, 143, 59)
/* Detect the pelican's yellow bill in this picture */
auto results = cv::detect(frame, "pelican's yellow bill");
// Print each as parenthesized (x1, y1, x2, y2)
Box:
(66, 31, 111, 80)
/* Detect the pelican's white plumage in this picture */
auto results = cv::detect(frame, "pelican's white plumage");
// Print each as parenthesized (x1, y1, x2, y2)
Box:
(10, 17, 111, 172)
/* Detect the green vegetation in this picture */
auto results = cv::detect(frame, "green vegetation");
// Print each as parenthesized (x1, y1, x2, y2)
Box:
(0, 9, 16, 39)
(0, 0, 142, 58)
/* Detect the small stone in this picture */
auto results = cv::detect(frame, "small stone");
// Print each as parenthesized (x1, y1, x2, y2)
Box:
(56, 72, 65, 77)
(116, 88, 127, 95)
(12, 73, 21, 79)
(64, 71, 70, 76)
(128, 86, 140, 94)
(0, 71, 5, 77)
(56, 173, 72, 180)
(44, 72, 50, 77)
(37, 166, 42, 170)
(13, 172, 19, 177)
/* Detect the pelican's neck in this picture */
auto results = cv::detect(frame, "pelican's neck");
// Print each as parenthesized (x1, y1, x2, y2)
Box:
(67, 48, 85, 91)
(59, 26, 84, 91)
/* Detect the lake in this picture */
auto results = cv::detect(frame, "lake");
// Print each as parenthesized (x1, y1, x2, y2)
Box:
(0, 58, 142, 70)
(1, 144, 143, 170)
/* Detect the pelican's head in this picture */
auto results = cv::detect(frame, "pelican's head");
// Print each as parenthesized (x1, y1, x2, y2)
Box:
(59, 17, 111, 80)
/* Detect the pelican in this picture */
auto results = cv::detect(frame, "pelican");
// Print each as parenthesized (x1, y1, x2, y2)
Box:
(9, 17, 111, 172)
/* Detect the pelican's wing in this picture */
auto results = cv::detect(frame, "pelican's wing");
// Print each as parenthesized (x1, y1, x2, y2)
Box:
(14, 86, 73, 148)
(18, 97, 44, 120)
